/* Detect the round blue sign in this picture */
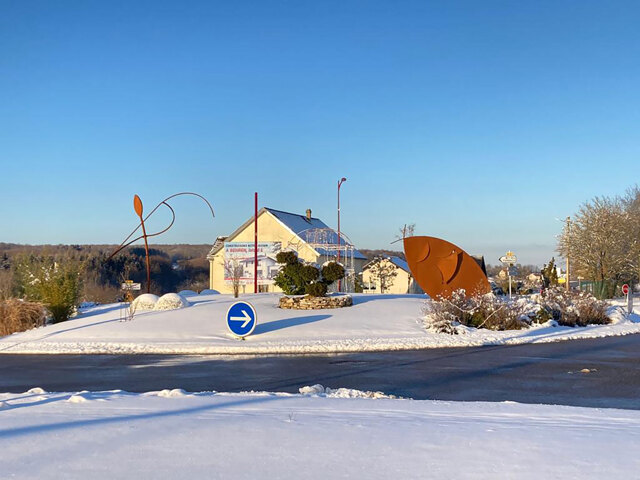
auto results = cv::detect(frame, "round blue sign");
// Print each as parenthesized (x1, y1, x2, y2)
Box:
(226, 301, 257, 338)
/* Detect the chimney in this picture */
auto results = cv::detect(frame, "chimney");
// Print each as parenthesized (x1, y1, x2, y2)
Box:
(306, 209, 312, 220)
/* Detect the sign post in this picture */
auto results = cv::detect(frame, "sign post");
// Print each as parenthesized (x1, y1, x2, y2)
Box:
(622, 284, 633, 315)
(226, 301, 257, 339)
(499, 251, 517, 298)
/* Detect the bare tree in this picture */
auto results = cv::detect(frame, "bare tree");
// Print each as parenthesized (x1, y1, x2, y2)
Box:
(622, 186, 640, 282)
(557, 195, 634, 296)
(396, 223, 416, 241)
(224, 259, 244, 298)
(367, 257, 398, 294)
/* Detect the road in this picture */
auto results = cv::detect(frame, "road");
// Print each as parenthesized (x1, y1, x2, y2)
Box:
(1, 334, 640, 409)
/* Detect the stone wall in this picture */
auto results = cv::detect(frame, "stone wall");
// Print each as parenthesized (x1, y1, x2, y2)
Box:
(279, 295, 353, 310)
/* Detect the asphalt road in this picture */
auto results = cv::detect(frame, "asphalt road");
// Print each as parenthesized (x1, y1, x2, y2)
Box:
(2, 334, 640, 409)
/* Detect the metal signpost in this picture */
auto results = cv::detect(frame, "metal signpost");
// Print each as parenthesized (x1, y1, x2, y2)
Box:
(120, 280, 141, 322)
(499, 251, 517, 298)
(121, 282, 142, 291)
(622, 284, 633, 315)
(226, 301, 257, 339)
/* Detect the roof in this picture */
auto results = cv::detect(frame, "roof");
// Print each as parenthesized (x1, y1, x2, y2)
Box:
(364, 255, 411, 274)
(207, 207, 366, 260)
(389, 256, 410, 273)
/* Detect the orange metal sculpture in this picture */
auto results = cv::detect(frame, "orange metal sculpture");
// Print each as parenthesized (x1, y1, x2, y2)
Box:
(107, 192, 215, 294)
(404, 236, 490, 299)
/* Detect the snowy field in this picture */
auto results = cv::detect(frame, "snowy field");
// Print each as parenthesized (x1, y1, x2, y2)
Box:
(1, 293, 639, 355)
(1, 386, 639, 479)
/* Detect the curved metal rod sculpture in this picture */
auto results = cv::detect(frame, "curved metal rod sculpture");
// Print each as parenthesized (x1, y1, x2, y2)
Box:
(403, 235, 490, 299)
(107, 192, 215, 293)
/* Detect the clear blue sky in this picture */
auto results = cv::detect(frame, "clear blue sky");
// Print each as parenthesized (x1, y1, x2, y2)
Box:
(1, 1, 639, 265)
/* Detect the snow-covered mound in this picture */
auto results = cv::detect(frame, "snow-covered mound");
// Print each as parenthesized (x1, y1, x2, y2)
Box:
(131, 293, 159, 310)
(178, 290, 198, 297)
(199, 289, 220, 295)
(154, 293, 190, 310)
(299, 384, 399, 399)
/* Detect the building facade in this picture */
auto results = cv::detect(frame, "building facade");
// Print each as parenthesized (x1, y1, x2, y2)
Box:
(207, 207, 367, 294)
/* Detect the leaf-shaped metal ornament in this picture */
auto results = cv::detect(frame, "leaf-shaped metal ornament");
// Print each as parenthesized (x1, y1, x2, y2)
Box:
(133, 195, 144, 218)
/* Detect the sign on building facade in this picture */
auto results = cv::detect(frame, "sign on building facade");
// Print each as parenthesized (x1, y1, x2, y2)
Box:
(223, 242, 282, 285)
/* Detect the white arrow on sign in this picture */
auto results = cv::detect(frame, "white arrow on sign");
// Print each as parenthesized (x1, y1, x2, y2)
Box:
(230, 310, 253, 328)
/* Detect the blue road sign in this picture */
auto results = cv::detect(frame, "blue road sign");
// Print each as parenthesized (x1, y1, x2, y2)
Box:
(226, 301, 257, 338)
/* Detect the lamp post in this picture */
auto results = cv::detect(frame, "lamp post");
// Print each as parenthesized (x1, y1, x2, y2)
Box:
(565, 216, 571, 292)
(337, 177, 347, 292)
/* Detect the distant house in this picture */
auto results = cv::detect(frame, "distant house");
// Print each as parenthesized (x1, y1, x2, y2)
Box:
(527, 273, 542, 284)
(361, 256, 423, 294)
(207, 207, 367, 294)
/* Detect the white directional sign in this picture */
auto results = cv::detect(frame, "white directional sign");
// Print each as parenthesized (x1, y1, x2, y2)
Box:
(121, 282, 141, 291)
(226, 301, 257, 338)
(499, 251, 517, 265)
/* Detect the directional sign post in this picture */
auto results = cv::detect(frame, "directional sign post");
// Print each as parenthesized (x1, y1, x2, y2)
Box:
(499, 251, 518, 298)
(226, 301, 257, 339)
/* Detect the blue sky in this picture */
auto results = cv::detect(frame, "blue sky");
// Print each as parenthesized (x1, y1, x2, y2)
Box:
(1, 1, 639, 265)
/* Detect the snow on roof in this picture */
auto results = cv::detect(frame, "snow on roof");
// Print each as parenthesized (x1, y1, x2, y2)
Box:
(265, 208, 366, 259)
(209, 207, 366, 259)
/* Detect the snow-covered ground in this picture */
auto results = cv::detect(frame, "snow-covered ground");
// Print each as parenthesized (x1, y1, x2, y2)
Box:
(1, 386, 639, 479)
(1, 293, 639, 354)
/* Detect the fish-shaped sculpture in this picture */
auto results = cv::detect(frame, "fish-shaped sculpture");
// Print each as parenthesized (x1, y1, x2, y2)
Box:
(403, 236, 491, 299)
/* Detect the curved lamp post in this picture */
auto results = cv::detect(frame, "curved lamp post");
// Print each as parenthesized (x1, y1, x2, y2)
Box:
(108, 192, 215, 293)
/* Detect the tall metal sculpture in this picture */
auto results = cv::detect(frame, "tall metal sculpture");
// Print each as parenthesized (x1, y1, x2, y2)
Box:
(404, 236, 490, 299)
(108, 192, 215, 293)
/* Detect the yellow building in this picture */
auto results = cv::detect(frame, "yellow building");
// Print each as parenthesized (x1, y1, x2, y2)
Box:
(207, 207, 367, 294)
(361, 256, 423, 294)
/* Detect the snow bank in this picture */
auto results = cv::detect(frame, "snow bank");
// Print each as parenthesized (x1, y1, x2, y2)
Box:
(299, 384, 399, 399)
(178, 290, 198, 297)
(1, 388, 639, 480)
(199, 289, 220, 295)
(2, 293, 640, 355)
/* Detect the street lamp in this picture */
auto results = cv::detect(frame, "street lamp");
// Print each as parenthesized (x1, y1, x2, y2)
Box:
(337, 177, 347, 292)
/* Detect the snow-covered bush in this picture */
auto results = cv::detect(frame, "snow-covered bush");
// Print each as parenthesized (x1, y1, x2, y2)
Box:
(424, 287, 610, 334)
(423, 290, 528, 334)
(131, 293, 159, 310)
(538, 288, 609, 326)
(154, 293, 190, 310)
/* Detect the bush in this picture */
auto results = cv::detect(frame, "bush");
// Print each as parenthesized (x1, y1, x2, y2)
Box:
(276, 251, 298, 265)
(321, 262, 345, 283)
(306, 282, 328, 297)
(14, 256, 83, 324)
(273, 253, 343, 297)
(539, 287, 609, 326)
(424, 287, 611, 334)
(0, 299, 47, 336)
(424, 290, 528, 333)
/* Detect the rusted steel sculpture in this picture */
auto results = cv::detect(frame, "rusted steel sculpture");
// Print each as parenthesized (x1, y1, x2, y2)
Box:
(108, 192, 215, 294)
(404, 236, 490, 299)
